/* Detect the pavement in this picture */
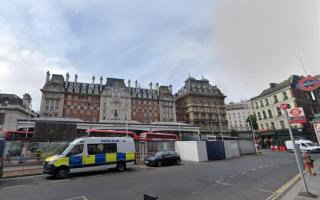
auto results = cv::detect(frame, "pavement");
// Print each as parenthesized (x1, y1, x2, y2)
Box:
(277, 159, 320, 200)
(3, 165, 43, 178)
(0, 151, 314, 200)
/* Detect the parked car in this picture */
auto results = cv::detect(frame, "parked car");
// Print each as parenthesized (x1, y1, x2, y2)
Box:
(144, 151, 181, 167)
(285, 139, 320, 153)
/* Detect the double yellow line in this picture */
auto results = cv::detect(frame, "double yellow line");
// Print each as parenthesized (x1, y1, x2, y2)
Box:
(266, 173, 300, 200)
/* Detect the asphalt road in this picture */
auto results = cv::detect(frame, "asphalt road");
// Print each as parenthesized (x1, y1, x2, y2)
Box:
(0, 151, 319, 200)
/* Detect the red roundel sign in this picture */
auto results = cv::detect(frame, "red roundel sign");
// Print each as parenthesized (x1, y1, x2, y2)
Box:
(288, 107, 306, 123)
(280, 103, 288, 110)
(298, 76, 320, 91)
(289, 108, 302, 116)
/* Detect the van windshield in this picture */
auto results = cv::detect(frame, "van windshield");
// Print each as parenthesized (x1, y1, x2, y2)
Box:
(61, 144, 74, 155)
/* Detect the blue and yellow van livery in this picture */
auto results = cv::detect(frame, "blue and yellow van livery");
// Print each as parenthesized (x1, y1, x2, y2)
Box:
(43, 137, 135, 178)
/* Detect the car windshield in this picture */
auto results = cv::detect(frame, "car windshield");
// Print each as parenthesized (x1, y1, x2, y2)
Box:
(305, 143, 315, 147)
(154, 152, 166, 157)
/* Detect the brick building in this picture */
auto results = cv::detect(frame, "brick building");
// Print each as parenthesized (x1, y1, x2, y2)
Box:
(40, 72, 101, 122)
(40, 72, 176, 124)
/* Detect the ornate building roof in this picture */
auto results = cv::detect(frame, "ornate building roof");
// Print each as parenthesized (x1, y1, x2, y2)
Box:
(176, 77, 225, 98)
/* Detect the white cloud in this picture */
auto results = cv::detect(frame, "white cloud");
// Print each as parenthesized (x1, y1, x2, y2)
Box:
(212, 0, 320, 102)
(0, 33, 77, 111)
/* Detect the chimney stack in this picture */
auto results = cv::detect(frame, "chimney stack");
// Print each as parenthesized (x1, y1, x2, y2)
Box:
(128, 79, 131, 88)
(65, 73, 69, 88)
(100, 76, 103, 85)
(270, 83, 277, 88)
(46, 71, 50, 83)
(22, 93, 32, 109)
(92, 75, 95, 84)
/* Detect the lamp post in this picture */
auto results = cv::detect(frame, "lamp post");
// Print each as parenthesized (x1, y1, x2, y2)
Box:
(217, 105, 224, 140)
(280, 103, 314, 197)
(248, 115, 258, 153)
(210, 121, 214, 135)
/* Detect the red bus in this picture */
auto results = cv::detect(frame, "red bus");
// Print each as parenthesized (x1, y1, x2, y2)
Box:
(3, 131, 34, 140)
(139, 132, 179, 141)
(85, 129, 139, 141)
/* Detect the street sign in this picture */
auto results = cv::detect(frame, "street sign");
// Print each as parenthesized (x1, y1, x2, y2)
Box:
(297, 76, 320, 91)
(288, 107, 307, 123)
(280, 103, 289, 110)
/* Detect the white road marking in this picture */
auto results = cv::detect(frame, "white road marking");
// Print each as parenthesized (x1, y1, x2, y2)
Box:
(250, 168, 256, 172)
(259, 166, 264, 169)
(241, 171, 247, 174)
(50, 179, 69, 183)
(265, 173, 301, 200)
(2, 184, 28, 190)
(258, 188, 275, 194)
(65, 196, 88, 200)
(264, 164, 269, 167)
(216, 179, 234, 186)
(229, 175, 237, 178)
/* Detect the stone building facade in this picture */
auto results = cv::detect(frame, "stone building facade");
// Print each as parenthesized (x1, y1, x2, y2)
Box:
(0, 93, 37, 135)
(100, 78, 131, 121)
(40, 72, 176, 124)
(175, 77, 228, 134)
(251, 75, 320, 131)
(226, 101, 254, 131)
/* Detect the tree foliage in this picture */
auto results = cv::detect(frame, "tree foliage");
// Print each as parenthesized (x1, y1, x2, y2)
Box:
(246, 114, 258, 130)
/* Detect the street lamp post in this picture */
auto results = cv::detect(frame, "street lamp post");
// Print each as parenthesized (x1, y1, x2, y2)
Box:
(248, 116, 258, 153)
(217, 105, 224, 140)
(210, 121, 214, 135)
(281, 103, 315, 197)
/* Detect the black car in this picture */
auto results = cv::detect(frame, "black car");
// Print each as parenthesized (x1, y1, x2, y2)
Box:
(144, 151, 181, 167)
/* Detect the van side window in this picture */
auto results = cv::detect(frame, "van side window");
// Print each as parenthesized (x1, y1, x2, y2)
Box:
(69, 144, 83, 156)
(301, 143, 306, 147)
(87, 143, 117, 155)
(104, 143, 117, 153)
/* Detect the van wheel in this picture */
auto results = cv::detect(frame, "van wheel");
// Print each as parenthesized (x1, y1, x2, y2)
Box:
(116, 162, 126, 172)
(176, 159, 181, 165)
(157, 161, 163, 167)
(55, 167, 69, 179)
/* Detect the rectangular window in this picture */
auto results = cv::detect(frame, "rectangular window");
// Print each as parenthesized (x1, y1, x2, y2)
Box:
(271, 122, 275, 130)
(0, 113, 5, 125)
(265, 99, 269, 106)
(273, 95, 278, 103)
(276, 107, 281, 116)
(283, 92, 288, 100)
(87, 143, 117, 155)
(260, 100, 264, 107)
(280, 121, 285, 129)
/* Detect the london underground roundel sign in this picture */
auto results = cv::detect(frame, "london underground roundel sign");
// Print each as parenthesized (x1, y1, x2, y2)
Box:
(289, 108, 302, 116)
(288, 107, 306, 123)
(297, 76, 320, 91)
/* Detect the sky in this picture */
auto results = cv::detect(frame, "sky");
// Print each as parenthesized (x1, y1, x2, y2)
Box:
(0, 0, 319, 112)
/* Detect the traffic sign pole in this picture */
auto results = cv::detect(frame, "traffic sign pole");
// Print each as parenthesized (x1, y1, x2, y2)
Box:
(284, 110, 309, 194)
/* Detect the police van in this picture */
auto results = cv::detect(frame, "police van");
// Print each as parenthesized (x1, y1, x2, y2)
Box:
(43, 137, 135, 178)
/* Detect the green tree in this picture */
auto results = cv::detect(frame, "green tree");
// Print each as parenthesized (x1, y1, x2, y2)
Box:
(246, 114, 258, 130)
(230, 128, 238, 137)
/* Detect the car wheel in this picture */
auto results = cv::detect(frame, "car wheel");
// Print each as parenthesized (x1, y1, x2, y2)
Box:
(116, 162, 126, 172)
(157, 161, 163, 167)
(54, 167, 69, 179)
(176, 159, 181, 165)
